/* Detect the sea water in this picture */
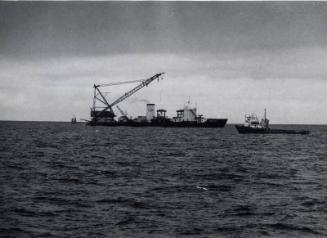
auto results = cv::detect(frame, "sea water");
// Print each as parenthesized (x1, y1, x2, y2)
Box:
(0, 122, 326, 237)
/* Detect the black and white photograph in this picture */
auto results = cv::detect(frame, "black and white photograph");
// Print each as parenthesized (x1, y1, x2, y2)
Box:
(0, 1, 326, 237)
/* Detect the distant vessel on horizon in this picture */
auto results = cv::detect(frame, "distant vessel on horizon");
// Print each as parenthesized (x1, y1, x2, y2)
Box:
(235, 109, 310, 135)
(71, 115, 77, 124)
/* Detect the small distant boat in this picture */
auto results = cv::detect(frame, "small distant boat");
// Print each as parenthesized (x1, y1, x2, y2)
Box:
(235, 109, 310, 135)
(71, 115, 77, 124)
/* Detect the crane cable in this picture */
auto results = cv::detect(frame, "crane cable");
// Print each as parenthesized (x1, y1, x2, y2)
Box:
(97, 79, 145, 88)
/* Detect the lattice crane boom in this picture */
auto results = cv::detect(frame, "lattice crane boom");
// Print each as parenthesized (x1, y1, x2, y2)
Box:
(109, 72, 164, 107)
(91, 72, 164, 120)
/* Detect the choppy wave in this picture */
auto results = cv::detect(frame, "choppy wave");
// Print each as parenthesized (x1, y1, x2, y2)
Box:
(0, 122, 326, 237)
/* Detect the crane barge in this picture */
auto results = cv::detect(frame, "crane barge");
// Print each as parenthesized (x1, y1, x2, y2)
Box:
(87, 72, 164, 126)
(87, 72, 227, 128)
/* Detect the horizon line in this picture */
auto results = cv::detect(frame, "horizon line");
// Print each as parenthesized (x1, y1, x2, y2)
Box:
(0, 120, 325, 126)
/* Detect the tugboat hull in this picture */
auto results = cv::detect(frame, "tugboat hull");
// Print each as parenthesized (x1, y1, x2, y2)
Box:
(235, 125, 310, 135)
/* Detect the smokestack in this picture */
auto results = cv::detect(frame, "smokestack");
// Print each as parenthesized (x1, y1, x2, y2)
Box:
(146, 104, 155, 122)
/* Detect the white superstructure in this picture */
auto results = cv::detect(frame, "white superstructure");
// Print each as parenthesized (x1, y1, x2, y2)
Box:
(174, 101, 197, 122)
(146, 104, 155, 122)
(244, 109, 269, 129)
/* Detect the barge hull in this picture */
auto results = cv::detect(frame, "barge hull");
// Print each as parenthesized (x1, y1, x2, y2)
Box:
(87, 119, 227, 128)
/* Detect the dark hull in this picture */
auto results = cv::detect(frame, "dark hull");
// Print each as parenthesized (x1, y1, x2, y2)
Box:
(235, 125, 310, 135)
(87, 119, 228, 128)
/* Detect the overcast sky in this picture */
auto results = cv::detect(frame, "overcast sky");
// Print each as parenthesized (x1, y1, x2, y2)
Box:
(1, 2, 327, 124)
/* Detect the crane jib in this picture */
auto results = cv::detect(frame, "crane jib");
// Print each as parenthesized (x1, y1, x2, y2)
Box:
(91, 72, 164, 120)
(109, 72, 164, 107)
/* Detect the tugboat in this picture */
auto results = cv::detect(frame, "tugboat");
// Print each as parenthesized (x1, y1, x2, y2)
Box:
(235, 109, 310, 135)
